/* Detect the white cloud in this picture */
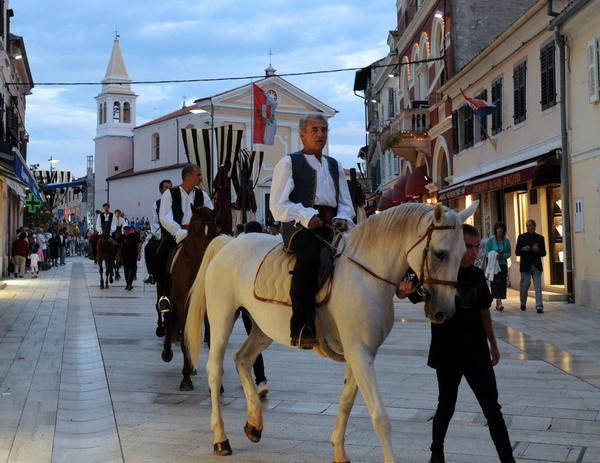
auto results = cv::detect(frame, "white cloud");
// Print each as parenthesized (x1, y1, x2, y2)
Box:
(137, 20, 200, 36)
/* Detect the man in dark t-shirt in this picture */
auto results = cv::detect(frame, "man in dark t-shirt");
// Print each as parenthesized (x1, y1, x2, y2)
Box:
(122, 227, 142, 291)
(399, 224, 515, 463)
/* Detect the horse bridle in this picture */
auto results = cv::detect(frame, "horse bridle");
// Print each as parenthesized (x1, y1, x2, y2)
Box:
(315, 222, 458, 297)
(405, 223, 458, 300)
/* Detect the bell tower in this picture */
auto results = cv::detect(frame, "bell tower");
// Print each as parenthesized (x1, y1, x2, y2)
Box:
(93, 34, 138, 210)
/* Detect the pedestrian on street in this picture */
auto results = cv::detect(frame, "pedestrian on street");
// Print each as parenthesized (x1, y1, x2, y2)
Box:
(515, 219, 546, 313)
(121, 226, 142, 290)
(11, 232, 29, 278)
(57, 229, 67, 265)
(29, 244, 40, 278)
(399, 224, 515, 463)
(48, 231, 59, 267)
(485, 222, 511, 311)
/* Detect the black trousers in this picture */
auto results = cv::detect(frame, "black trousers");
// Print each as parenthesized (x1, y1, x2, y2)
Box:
(432, 364, 514, 462)
(287, 226, 333, 337)
(240, 308, 266, 385)
(144, 236, 160, 276)
(154, 235, 177, 299)
(123, 259, 137, 287)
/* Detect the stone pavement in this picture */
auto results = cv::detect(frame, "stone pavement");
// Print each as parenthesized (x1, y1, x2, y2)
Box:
(1, 256, 599, 463)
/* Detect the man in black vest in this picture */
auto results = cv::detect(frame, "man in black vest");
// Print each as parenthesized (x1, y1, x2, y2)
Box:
(515, 219, 547, 313)
(93, 203, 116, 261)
(156, 164, 212, 313)
(144, 179, 172, 285)
(270, 114, 355, 349)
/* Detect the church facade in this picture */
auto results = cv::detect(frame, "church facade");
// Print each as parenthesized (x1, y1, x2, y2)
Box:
(94, 39, 336, 226)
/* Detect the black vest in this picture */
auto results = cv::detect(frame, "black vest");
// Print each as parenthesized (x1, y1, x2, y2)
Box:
(169, 186, 205, 226)
(280, 151, 340, 249)
(99, 212, 113, 232)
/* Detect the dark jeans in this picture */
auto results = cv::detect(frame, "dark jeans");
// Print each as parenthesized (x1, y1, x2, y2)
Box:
(144, 236, 160, 276)
(154, 235, 176, 299)
(432, 365, 514, 462)
(241, 308, 266, 385)
(123, 259, 137, 287)
(288, 226, 333, 337)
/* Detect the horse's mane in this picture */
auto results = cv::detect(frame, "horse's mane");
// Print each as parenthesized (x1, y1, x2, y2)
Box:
(346, 203, 455, 256)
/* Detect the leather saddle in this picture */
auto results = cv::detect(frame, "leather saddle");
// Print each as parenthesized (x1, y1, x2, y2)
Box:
(253, 235, 343, 307)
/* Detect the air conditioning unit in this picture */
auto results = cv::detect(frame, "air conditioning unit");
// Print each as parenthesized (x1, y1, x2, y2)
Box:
(410, 100, 429, 109)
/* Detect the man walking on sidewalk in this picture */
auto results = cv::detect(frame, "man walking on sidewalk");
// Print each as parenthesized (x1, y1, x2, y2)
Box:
(515, 219, 547, 313)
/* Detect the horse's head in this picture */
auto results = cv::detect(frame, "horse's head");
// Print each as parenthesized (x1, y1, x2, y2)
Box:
(186, 206, 219, 252)
(100, 222, 111, 240)
(407, 201, 479, 324)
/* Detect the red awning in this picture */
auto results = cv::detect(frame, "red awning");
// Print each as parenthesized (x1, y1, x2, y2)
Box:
(378, 189, 394, 211)
(392, 175, 408, 204)
(437, 161, 538, 202)
(405, 166, 429, 197)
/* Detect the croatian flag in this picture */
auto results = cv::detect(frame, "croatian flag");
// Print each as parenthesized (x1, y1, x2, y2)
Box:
(461, 90, 497, 117)
(253, 83, 277, 145)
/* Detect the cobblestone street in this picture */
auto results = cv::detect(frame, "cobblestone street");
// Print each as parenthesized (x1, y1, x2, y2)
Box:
(1, 257, 599, 462)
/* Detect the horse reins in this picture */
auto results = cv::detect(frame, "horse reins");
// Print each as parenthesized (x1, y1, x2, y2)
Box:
(310, 222, 458, 294)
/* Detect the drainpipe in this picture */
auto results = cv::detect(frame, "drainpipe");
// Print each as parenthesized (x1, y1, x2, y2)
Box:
(554, 27, 574, 303)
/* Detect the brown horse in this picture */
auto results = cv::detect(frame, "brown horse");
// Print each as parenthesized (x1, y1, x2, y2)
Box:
(161, 206, 218, 391)
(96, 223, 116, 289)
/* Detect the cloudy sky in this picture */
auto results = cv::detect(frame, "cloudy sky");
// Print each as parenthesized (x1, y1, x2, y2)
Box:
(11, 1, 395, 178)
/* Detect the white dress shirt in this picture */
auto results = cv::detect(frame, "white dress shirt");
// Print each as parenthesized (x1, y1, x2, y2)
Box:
(150, 200, 162, 238)
(270, 153, 355, 229)
(159, 186, 213, 243)
(115, 216, 128, 228)
(96, 213, 117, 235)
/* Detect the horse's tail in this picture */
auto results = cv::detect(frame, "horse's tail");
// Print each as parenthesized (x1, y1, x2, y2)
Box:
(184, 234, 233, 370)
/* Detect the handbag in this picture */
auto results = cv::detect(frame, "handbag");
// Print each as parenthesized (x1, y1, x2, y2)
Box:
(7, 258, 15, 273)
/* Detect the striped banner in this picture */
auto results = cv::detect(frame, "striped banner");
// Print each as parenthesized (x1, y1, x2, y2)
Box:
(34, 170, 54, 184)
(214, 125, 243, 175)
(181, 128, 212, 193)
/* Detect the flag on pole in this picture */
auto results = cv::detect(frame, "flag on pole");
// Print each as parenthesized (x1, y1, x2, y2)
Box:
(460, 90, 498, 116)
(252, 83, 277, 145)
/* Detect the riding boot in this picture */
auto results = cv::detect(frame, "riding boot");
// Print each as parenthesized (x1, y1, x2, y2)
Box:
(289, 260, 318, 349)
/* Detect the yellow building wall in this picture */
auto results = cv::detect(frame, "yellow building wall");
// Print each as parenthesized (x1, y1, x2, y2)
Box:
(562, 12, 600, 307)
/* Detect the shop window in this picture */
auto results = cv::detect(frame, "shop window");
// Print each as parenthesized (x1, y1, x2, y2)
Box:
(547, 187, 564, 285)
(540, 41, 557, 110)
(513, 61, 527, 124)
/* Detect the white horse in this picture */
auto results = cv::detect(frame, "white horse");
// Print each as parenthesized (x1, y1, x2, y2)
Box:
(185, 201, 478, 463)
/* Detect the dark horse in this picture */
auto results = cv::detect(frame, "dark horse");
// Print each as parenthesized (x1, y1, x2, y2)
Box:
(160, 206, 218, 391)
(96, 223, 116, 289)
(112, 228, 124, 281)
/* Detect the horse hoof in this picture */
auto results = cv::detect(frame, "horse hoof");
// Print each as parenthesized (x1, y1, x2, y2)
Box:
(191, 369, 197, 376)
(100, 284, 104, 290)
(179, 379, 194, 391)
(243, 421, 262, 443)
(161, 349, 173, 362)
(212, 440, 232, 456)
(115, 275, 120, 281)
(109, 277, 114, 283)
(155, 326, 165, 337)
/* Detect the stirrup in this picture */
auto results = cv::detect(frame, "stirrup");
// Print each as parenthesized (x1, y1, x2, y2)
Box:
(158, 296, 172, 313)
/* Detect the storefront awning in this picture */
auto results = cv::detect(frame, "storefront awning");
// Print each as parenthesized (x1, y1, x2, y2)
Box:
(405, 165, 429, 197)
(437, 161, 538, 202)
(0, 141, 43, 201)
(44, 180, 87, 190)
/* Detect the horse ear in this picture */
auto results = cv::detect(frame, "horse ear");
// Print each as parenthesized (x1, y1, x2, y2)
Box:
(433, 202, 444, 224)
(458, 200, 479, 223)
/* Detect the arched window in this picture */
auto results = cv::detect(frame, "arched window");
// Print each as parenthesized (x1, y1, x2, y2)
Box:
(113, 101, 121, 123)
(151, 133, 160, 161)
(103, 102, 107, 124)
(123, 102, 131, 123)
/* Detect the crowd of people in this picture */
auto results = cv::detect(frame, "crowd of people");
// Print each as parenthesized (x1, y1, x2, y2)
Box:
(10, 225, 89, 278)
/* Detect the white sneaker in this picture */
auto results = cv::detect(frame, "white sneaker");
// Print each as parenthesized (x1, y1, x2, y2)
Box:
(257, 380, 268, 397)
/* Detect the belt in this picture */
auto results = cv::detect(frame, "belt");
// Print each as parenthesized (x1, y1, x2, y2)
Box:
(182, 224, 190, 230)
(314, 205, 336, 224)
